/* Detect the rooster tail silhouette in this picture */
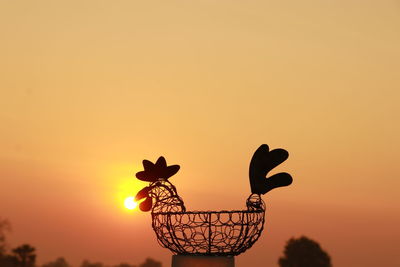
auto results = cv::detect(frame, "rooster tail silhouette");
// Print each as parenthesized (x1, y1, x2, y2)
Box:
(249, 144, 293, 195)
(133, 144, 292, 256)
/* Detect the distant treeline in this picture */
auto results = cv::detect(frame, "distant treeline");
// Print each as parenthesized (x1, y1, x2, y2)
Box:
(1, 242, 161, 267)
(1, 217, 333, 267)
(1, 249, 160, 267)
(0, 218, 161, 267)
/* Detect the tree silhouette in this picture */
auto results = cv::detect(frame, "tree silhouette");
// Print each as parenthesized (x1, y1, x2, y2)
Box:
(80, 260, 105, 267)
(0, 219, 15, 267)
(0, 254, 16, 267)
(138, 258, 161, 267)
(114, 263, 136, 267)
(278, 236, 332, 267)
(12, 244, 36, 267)
(0, 218, 11, 256)
(42, 257, 70, 267)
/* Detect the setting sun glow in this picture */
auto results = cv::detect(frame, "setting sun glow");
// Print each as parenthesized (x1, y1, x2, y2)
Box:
(124, 197, 138, 210)
(1, 1, 400, 266)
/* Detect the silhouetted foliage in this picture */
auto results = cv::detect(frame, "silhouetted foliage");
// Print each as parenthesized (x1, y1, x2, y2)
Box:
(12, 244, 36, 267)
(113, 263, 136, 267)
(0, 218, 14, 267)
(42, 257, 70, 267)
(278, 236, 332, 267)
(0, 254, 17, 267)
(0, 218, 11, 256)
(80, 260, 105, 267)
(138, 258, 161, 267)
(0, 218, 162, 267)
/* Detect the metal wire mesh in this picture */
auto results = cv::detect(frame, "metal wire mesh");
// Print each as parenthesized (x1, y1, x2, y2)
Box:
(148, 181, 186, 213)
(151, 194, 265, 256)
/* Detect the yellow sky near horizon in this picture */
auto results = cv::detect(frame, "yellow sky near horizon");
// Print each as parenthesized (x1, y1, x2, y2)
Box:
(1, 1, 400, 267)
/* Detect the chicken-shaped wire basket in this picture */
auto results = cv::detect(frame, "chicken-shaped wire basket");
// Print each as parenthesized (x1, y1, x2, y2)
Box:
(134, 144, 292, 256)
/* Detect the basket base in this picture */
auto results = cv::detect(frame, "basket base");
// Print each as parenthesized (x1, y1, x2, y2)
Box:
(172, 255, 234, 267)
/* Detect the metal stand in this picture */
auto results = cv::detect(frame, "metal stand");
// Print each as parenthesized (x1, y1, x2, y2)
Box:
(172, 255, 234, 267)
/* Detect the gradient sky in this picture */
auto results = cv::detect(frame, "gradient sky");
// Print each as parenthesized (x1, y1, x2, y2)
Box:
(1, 1, 399, 266)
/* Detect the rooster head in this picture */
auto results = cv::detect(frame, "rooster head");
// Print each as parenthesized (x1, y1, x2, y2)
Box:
(134, 156, 180, 211)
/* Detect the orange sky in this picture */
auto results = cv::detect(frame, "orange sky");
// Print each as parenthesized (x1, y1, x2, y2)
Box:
(1, 1, 399, 266)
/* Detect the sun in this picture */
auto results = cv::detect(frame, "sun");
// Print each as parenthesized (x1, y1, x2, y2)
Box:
(124, 196, 138, 210)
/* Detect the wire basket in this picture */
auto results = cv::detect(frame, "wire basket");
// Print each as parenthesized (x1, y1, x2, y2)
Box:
(151, 196, 265, 256)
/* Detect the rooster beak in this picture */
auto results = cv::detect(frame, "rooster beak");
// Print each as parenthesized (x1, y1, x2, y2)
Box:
(135, 186, 150, 201)
(135, 186, 154, 212)
(139, 197, 153, 212)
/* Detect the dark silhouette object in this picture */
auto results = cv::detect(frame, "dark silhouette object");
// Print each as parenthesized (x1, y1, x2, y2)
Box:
(134, 144, 292, 256)
(278, 236, 332, 267)
(12, 244, 36, 267)
(0, 218, 11, 256)
(138, 258, 161, 267)
(0, 254, 17, 267)
(42, 257, 70, 267)
(114, 263, 136, 267)
(80, 260, 105, 267)
(0, 218, 15, 267)
(249, 144, 293, 194)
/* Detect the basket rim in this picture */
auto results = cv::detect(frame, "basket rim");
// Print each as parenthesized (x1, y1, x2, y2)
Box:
(152, 209, 265, 216)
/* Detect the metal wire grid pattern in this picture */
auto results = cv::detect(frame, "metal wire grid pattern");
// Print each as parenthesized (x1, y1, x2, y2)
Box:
(151, 195, 265, 256)
(148, 181, 186, 213)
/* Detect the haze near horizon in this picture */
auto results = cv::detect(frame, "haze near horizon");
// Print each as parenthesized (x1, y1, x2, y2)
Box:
(0, 1, 399, 266)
